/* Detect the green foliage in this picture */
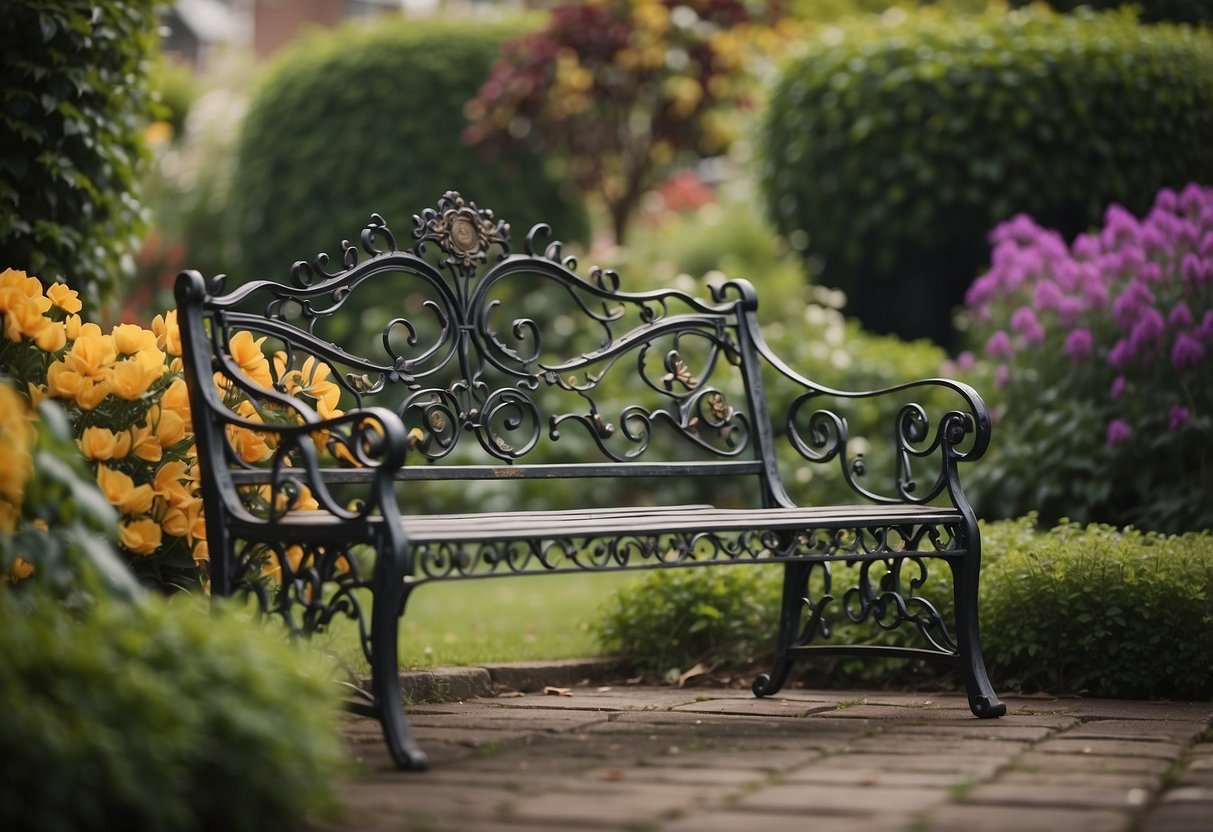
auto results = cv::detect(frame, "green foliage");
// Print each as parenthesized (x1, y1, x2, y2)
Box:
(147, 55, 199, 140)
(760, 6, 1213, 342)
(0, 592, 347, 832)
(596, 566, 783, 676)
(1009, 0, 1213, 25)
(0, 0, 159, 309)
(233, 16, 588, 289)
(979, 517, 1213, 699)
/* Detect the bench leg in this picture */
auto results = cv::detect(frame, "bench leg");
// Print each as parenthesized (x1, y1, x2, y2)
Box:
(370, 555, 428, 769)
(949, 551, 1007, 719)
(753, 561, 810, 697)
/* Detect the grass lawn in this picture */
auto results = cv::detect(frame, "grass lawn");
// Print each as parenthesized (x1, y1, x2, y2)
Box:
(318, 571, 638, 673)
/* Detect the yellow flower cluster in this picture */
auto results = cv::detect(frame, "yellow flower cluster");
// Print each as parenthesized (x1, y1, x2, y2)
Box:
(0, 269, 207, 570)
(0, 381, 34, 536)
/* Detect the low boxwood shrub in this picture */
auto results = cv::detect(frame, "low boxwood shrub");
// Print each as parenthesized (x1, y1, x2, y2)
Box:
(979, 517, 1213, 699)
(760, 6, 1213, 342)
(0, 592, 348, 832)
(597, 518, 1213, 699)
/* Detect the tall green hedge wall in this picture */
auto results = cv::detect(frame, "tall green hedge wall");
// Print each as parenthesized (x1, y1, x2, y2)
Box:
(0, 0, 159, 308)
(760, 8, 1213, 342)
(232, 17, 589, 287)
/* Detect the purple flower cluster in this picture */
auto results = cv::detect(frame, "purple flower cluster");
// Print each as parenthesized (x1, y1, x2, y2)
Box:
(965, 183, 1213, 448)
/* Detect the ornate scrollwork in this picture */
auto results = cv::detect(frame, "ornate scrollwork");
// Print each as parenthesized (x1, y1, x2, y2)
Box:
(413, 191, 510, 276)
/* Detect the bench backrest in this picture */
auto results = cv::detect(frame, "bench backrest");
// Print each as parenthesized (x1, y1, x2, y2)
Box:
(175, 193, 781, 508)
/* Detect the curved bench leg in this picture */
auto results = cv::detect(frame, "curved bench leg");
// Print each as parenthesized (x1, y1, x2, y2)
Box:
(371, 551, 428, 769)
(753, 562, 810, 698)
(950, 551, 1006, 720)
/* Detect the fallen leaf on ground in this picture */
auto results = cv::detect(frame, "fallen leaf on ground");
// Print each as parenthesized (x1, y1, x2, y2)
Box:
(543, 686, 573, 696)
(676, 662, 712, 687)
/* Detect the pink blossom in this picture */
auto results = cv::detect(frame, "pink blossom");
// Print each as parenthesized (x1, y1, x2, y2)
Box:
(985, 330, 1013, 360)
(995, 364, 1012, 390)
(1171, 331, 1207, 370)
(1101, 204, 1141, 248)
(1198, 310, 1213, 344)
(1110, 376, 1127, 401)
(1107, 338, 1132, 370)
(1033, 280, 1063, 311)
(1169, 301, 1194, 329)
(1056, 296, 1085, 327)
(1064, 328, 1093, 363)
(1181, 252, 1204, 285)
(1167, 405, 1190, 432)
(1106, 418, 1132, 447)
(955, 350, 976, 371)
(1155, 187, 1178, 213)
(1111, 281, 1155, 330)
(1010, 306, 1044, 344)
(1072, 233, 1100, 260)
(1180, 183, 1206, 214)
(1128, 307, 1165, 356)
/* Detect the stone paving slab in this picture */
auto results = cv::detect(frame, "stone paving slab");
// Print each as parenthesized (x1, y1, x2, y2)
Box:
(324, 684, 1213, 832)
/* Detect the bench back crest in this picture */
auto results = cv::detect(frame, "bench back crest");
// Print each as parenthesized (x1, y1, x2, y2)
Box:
(176, 193, 774, 495)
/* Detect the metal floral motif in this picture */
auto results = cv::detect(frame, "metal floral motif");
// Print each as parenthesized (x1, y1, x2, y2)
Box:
(412, 191, 510, 276)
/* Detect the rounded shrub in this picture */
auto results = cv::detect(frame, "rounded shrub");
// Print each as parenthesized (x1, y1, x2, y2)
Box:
(232, 16, 589, 287)
(760, 7, 1213, 342)
(0, 592, 348, 832)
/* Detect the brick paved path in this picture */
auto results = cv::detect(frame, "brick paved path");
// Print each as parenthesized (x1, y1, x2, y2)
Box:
(332, 682, 1213, 832)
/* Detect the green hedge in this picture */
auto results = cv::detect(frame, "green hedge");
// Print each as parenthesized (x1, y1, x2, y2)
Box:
(0, 1, 158, 308)
(0, 593, 347, 832)
(597, 518, 1213, 699)
(1010, 0, 1213, 26)
(232, 16, 588, 288)
(760, 7, 1213, 342)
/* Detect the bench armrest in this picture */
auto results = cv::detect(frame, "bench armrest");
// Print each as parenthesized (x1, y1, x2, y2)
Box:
(750, 326, 991, 508)
(228, 406, 410, 525)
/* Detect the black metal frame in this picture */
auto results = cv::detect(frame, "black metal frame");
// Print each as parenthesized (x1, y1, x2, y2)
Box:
(175, 192, 1004, 771)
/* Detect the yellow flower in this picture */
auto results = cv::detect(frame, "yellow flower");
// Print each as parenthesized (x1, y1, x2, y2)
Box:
(152, 406, 187, 448)
(227, 425, 272, 463)
(63, 331, 116, 377)
(160, 377, 193, 430)
(76, 378, 112, 411)
(129, 423, 163, 463)
(109, 358, 163, 400)
(96, 465, 155, 515)
(0, 382, 35, 531)
(112, 323, 159, 355)
(78, 426, 133, 461)
(46, 361, 86, 400)
(228, 330, 272, 388)
(191, 539, 209, 566)
(0, 269, 44, 312)
(2, 292, 53, 343)
(153, 459, 194, 507)
(45, 282, 82, 314)
(119, 517, 162, 556)
(274, 353, 343, 417)
(152, 310, 182, 356)
(160, 505, 191, 537)
(7, 556, 34, 581)
(33, 320, 67, 352)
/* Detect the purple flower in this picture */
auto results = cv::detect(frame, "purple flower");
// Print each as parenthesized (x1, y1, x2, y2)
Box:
(1072, 233, 1101, 261)
(1106, 418, 1132, 447)
(1128, 307, 1165, 356)
(1057, 296, 1085, 327)
(1198, 310, 1213, 344)
(1155, 187, 1178, 213)
(1101, 204, 1141, 248)
(1110, 376, 1127, 401)
(1033, 280, 1063, 311)
(1167, 405, 1190, 432)
(1169, 302, 1194, 330)
(1010, 306, 1044, 344)
(1171, 331, 1207, 370)
(1180, 183, 1206, 214)
(1181, 252, 1204, 285)
(955, 350, 976, 371)
(1064, 328, 1093, 363)
(1111, 281, 1155, 330)
(1200, 231, 1213, 259)
(985, 330, 1013, 360)
(1108, 338, 1133, 370)
(995, 364, 1012, 390)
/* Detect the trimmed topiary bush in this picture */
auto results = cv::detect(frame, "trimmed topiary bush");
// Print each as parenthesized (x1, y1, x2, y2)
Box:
(0, 0, 159, 308)
(760, 6, 1213, 342)
(0, 592, 348, 832)
(232, 16, 588, 290)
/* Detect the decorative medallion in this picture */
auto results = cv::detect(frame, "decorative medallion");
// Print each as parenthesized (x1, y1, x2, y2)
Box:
(413, 191, 510, 275)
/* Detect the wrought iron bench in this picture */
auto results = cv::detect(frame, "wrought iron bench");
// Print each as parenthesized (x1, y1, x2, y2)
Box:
(175, 192, 1005, 771)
